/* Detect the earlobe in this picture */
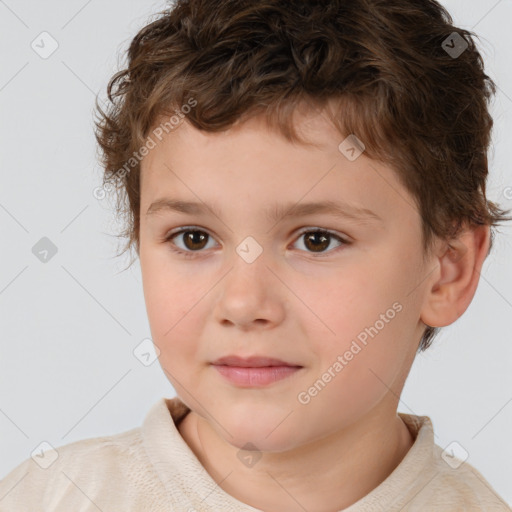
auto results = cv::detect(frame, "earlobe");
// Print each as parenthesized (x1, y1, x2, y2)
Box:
(420, 224, 491, 328)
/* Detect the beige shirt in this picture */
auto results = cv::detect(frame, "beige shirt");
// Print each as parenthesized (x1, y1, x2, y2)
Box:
(0, 396, 509, 511)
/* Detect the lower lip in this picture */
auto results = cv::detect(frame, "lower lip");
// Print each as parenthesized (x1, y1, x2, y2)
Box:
(212, 365, 302, 387)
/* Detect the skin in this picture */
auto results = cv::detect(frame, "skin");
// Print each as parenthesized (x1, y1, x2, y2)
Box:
(138, 101, 490, 512)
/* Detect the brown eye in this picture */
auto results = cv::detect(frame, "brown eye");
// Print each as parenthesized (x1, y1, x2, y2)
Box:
(303, 231, 330, 252)
(164, 226, 348, 259)
(180, 230, 209, 251)
(165, 228, 216, 256)
(293, 229, 347, 255)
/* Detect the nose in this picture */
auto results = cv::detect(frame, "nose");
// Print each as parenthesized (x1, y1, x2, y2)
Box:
(213, 246, 286, 330)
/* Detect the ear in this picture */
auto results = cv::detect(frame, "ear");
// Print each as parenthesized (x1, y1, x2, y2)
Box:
(420, 224, 491, 328)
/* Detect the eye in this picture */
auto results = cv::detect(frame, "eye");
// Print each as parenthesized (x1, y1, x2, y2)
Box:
(164, 227, 217, 258)
(163, 226, 350, 258)
(293, 227, 348, 255)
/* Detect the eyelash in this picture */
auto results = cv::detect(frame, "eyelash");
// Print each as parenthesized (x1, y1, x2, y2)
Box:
(163, 226, 350, 259)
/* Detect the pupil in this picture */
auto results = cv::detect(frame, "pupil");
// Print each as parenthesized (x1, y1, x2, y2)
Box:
(186, 231, 207, 250)
(306, 232, 329, 252)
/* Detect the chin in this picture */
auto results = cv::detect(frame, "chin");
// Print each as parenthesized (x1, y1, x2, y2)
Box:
(216, 413, 305, 453)
(227, 433, 298, 454)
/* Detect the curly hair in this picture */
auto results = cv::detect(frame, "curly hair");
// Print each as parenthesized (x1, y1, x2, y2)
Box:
(93, 0, 512, 352)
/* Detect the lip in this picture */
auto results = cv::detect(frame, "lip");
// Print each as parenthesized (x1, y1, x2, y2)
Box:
(211, 355, 301, 367)
(213, 365, 303, 387)
(211, 355, 303, 387)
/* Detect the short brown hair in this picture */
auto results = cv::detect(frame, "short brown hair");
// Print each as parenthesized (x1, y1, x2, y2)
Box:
(94, 0, 512, 352)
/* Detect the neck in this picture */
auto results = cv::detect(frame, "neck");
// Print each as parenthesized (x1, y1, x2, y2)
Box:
(177, 401, 414, 512)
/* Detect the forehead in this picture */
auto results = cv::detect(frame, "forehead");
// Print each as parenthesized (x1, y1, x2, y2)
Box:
(139, 109, 418, 231)
(141, 101, 338, 176)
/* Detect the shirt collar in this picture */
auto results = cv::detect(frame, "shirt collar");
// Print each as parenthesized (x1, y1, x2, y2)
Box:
(142, 396, 435, 511)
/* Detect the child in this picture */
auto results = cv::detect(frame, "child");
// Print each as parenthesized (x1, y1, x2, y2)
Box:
(1, 0, 511, 510)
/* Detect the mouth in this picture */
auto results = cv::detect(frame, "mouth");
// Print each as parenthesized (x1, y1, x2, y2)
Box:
(211, 355, 302, 368)
(211, 355, 303, 387)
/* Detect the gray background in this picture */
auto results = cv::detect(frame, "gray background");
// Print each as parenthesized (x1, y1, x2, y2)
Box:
(1, 0, 511, 505)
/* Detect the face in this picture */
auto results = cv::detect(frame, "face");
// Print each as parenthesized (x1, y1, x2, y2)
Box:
(139, 104, 431, 452)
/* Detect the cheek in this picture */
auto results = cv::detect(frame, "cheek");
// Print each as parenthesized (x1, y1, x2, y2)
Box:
(141, 244, 197, 324)
(290, 262, 393, 345)
(141, 261, 204, 365)
(299, 257, 417, 407)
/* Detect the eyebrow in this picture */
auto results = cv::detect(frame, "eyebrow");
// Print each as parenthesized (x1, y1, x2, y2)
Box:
(146, 198, 382, 224)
